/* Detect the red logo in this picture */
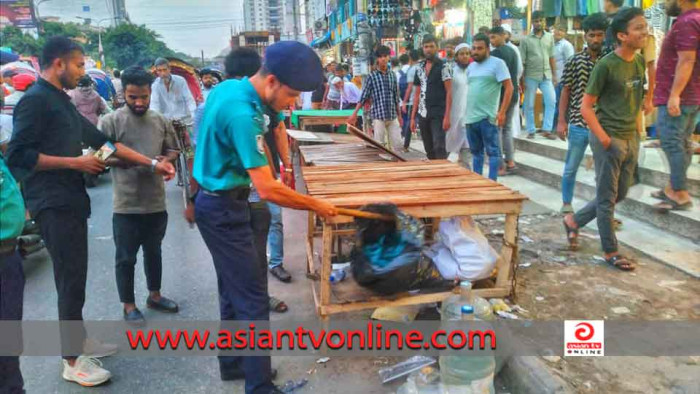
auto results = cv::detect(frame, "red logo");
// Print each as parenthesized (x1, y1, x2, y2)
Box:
(574, 322, 595, 341)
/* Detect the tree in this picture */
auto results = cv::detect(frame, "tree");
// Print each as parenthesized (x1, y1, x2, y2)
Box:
(0, 26, 41, 57)
(102, 24, 176, 69)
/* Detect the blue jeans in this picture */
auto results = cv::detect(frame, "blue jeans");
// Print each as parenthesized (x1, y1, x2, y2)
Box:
(195, 193, 273, 394)
(658, 105, 700, 191)
(524, 77, 556, 133)
(553, 82, 563, 128)
(466, 118, 501, 181)
(266, 202, 284, 269)
(561, 124, 590, 204)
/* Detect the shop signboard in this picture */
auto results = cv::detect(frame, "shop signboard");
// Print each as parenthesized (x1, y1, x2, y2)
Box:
(0, 0, 37, 29)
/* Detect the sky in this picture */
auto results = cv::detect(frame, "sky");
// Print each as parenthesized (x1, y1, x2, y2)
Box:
(38, 0, 245, 58)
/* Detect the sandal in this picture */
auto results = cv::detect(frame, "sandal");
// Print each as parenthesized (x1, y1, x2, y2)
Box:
(563, 217, 579, 251)
(613, 218, 623, 231)
(269, 296, 288, 313)
(650, 189, 666, 200)
(655, 194, 693, 212)
(605, 255, 636, 271)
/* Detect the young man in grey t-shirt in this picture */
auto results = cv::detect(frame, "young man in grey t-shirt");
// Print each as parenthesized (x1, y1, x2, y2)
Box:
(101, 66, 180, 325)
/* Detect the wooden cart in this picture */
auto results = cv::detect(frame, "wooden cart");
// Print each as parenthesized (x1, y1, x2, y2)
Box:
(302, 161, 528, 319)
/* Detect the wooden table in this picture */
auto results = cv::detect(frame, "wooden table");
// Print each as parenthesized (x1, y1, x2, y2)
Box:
(302, 161, 528, 319)
(299, 143, 400, 166)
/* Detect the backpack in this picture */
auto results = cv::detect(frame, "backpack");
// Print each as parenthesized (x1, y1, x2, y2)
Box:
(398, 69, 408, 100)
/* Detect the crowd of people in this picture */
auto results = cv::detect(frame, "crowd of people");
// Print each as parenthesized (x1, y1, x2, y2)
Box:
(0, 0, 697, 392)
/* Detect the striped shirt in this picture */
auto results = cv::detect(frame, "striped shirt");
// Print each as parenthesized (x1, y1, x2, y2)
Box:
(561, 50, 600, 128)
(359, 68, 399, 121)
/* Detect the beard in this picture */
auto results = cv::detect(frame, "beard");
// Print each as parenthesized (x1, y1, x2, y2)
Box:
(666, 2, 682, 16)
(60, 73, 77, 90)
(127, 102, 149, 116)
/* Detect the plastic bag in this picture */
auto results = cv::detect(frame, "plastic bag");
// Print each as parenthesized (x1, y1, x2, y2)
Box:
(425, 217, 498, 281)
(378, 355, 437, 384)
(351, 204, 452, 295)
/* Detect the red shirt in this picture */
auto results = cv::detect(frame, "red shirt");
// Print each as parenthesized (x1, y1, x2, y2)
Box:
(653, 9, 700, 106)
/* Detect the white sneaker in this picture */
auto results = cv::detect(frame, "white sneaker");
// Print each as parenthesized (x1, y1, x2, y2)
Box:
(83, 338, 118, 358)
(62, 356, 112, 387)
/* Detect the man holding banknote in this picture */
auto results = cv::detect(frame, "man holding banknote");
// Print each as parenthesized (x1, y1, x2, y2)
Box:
(6, 37, 175, 387)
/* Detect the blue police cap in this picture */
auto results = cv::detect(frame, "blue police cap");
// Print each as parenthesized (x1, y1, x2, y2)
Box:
(264, 41, 324, 91)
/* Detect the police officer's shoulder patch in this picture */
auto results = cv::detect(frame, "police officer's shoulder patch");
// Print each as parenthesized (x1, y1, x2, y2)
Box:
(256, 135, 265, 154)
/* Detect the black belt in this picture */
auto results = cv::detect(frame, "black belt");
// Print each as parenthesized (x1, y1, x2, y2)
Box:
(0, 238, 18, 257)
(200, 187, 250, 201)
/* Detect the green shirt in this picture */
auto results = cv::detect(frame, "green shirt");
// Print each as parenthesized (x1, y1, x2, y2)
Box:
(520, 31, 555, 81)
(193, 78, 269, 191)
(465, 57, 512, 125)
(0, 153, 25, 241)
(586, 53, 645, 140)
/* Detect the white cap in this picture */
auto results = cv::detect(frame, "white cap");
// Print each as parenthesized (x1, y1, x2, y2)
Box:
(502, 24, 513, 34)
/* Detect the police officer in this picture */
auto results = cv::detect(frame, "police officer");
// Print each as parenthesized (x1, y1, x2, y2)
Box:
(193, 42, 337, 394)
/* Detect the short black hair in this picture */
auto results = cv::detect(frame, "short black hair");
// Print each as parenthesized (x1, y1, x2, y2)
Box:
(422, 34, 437, 46)
(532, 10, 545, 20)
(224, 47, 261, 79)
(41, 36, 84, 69)
(77, 75, 93, 87)
(113, 69, 121, 78)
(390, 57, 399, 67)
(610, 7, 645, 44)
(582, 12, 609, 33)
(478, 26, 490, 34)
(490, 26, 506, 35)
(154, 57, 169, 67)
(409, 49, 420, 62)
(121, 66, 155, 89)
(375, 45, 391, 58)
(608, 0, 624, 8)
(399, 54, 409, 65)
(472, 33, 490, 47)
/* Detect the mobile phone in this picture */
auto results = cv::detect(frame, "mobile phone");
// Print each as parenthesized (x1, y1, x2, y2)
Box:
(94, 141, 117, 161)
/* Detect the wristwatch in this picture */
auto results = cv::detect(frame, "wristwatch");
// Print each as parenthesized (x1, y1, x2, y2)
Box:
(150, 159, 158, 172)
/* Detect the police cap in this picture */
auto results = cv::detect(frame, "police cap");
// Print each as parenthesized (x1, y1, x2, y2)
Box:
(263, 41, 324, 91)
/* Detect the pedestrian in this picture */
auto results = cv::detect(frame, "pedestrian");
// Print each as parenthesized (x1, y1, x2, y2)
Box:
(464, 33, 514, 181)
(552, 25, 575, 127)
(6, 36, 175, 387)
(443, 40, 456, 64)
(410, 34, 453, 160)
(520, 11, 557, 140)
(2, 74, 36, 114)
(200, 67, 222, 101)
(69, 75, 110, 126)
(562, 8, 649, 271)
(348, 46, 404, 152)
(556, 13, 609, 214)
(391, 57, 401, 80)
(490, 26, 521, 175)
(652, 0, 699, 211)
(192, 41, 337, 394)
(98, 66, 181, 325)
(323, 63, 347, 110)
(151, 57, 197, 125)
(400, 50, 420, 151)
(0, 150, 26, 394)
(112, 69, 125, 108)
(502, 24, 524, 138)
(446, 43, 471, 167)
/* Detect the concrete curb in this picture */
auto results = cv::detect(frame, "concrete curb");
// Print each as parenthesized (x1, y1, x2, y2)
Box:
(499, 356, 570, 394)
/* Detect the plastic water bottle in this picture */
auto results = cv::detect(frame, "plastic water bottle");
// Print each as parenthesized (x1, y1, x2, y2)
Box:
(441, 281, 473, 321)
(472, 296, 494, 321)
(439, 305, 496, 394)
(329, 269, 346, 283)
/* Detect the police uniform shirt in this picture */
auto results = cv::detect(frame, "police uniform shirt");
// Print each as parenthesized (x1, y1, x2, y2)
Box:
(193, 77, 280, 191)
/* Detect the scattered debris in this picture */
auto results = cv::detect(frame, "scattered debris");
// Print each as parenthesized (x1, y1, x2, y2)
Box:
(280, 378, 308, 393)
(657, 280, 686, 292)
(542, 355, 561, 363)
(535, 296, 545, 301)
(316, 357, 330, 364)
(378, 355, 436, 384)
(489, 299, 511, 313)
(306, 367, 316, 375)
(491, 229, 504, 235)
(611, 306, 631, 314)
(331, 262, 351, 271)
(518, 262, 532, 268)
(371, 305, 420, 323)
(496, 311, 519, 320)
(511, 305, 529, 314)
(521, 235, 534, 243)
(592, 255, 606, 263)
(372, 357, 389, 366)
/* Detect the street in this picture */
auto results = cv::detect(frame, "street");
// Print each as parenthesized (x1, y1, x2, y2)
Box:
(19, 176, 394, 394)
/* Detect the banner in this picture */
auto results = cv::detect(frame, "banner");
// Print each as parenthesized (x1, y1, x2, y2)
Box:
(0, 0, 37, 29)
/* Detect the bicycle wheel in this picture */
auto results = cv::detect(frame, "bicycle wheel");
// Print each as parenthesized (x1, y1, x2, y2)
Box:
(178, 153, 192, 209)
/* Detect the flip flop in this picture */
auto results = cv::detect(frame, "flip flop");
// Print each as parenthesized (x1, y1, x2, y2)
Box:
(563, 217, 579, 251)
(650, 189, 666, 200)
(605, 255, 636, 271)
(270, 296, 288, 313)
(655, 194, 693, 212)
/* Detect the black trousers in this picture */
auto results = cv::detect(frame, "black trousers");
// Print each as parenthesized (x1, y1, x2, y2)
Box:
(36, 208, 88, 359)
(249, 202, 271, 296)
(419, 114, 447, 159)
(113, 212, 168, 304)
(0, 250, 24, 393)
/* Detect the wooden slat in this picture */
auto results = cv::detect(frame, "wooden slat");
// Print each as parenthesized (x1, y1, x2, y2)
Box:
(316, 192, 526, 207)
(302, 160, 453, 175)
(306, 178, 510, 194)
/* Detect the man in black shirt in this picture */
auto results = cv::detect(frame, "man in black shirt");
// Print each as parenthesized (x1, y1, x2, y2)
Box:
(6, 36, 175, 387)
(490, 26, 520, 174)
(410, 35, 453, 160)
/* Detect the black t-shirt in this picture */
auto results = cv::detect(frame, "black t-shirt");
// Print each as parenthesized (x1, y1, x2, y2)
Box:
(6, 78, 110, 218)
(492, 45, 520, 106)
(311, 82, 326, 103)
(263, 106, 281, 176)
